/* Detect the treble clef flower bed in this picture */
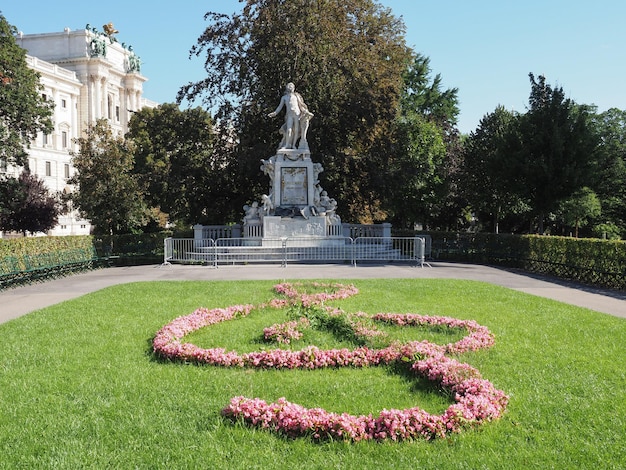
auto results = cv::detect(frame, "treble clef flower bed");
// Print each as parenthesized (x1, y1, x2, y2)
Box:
(152, 282, 509, 442)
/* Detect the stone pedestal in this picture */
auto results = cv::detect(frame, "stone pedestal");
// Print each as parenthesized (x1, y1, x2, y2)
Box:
(261, 216, 343, 247)
(263, 216, 326, 238)
(255, 148, 340, 245)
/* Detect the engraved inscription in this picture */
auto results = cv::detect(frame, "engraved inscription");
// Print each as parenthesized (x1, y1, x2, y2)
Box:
(280, 167, 308, 206)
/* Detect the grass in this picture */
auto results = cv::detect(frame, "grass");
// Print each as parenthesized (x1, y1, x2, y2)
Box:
(0, 278, 625, 469)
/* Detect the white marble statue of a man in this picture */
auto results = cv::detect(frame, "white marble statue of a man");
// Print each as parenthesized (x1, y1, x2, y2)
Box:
(268, 83, 313, 150)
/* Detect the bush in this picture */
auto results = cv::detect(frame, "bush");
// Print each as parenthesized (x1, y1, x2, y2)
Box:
(412, 231, 626, 291)
(0, 232, 172, 288)
(0, 236, 97, 288)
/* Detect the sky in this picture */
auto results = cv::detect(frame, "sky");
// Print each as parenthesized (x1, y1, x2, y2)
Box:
(2, 0, 626, 134)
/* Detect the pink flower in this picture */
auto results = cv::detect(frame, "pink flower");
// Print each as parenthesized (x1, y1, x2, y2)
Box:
(263, 318, 310, 344)
(154, 282, 509, 442)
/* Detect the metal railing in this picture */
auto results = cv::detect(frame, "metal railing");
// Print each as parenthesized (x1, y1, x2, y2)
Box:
(164, 236, 430, 268)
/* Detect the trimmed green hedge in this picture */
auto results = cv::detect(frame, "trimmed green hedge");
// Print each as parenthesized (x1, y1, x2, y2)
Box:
(0, 235, 94, 261)
(414, 232, 626, 291)
(0, 236, 97, 288)
(0, 232, 171, 288)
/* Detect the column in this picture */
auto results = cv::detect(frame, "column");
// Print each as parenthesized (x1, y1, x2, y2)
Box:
(100, 76, 107, 120)
(90, 74, 100, 119)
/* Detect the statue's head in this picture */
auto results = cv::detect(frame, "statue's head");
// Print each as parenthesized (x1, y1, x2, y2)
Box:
(286, 82, 295, 92)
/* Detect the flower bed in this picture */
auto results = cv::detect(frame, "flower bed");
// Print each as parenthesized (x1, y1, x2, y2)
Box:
(153, 282, 508, 441)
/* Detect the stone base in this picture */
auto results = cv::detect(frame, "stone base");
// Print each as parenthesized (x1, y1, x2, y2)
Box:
(261, 216, 343, 247)
(263, 216, 326, 238)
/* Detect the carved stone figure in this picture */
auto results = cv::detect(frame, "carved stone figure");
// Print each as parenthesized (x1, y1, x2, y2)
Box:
(268, 83, 313, 150)
(261, 194, 274, 216)
(243, 201, 260, 224)
(314, 184, 322, 206)
(260, 158, 275, 183)
(318, 190, 337, 215)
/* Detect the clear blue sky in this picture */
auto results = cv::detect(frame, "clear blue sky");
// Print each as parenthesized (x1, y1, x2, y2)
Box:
(3, 0, 625, 134)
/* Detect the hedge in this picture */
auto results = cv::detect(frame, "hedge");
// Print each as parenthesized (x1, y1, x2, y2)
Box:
(0, 232, 171, 289)
(415, 232, 626, 291)
(0, 236, 98, 288)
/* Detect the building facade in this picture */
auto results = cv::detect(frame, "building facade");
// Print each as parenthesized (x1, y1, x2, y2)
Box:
(2, 26, 157, 236)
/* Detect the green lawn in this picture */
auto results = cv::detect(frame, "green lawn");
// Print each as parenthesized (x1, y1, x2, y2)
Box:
(0, 279, 624, 469)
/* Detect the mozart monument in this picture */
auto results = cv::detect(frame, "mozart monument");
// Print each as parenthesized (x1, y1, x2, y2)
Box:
(242, 83, 342, 245)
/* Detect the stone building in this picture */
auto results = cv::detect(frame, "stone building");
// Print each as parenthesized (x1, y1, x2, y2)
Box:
(2, 26, 157, 236)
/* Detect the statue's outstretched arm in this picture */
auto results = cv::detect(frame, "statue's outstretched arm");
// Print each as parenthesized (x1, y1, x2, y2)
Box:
(268, 97, 285, 117)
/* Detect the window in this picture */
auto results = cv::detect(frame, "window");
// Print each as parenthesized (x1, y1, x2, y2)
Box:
(61, 99, 67, 108)
(42, 133, 48, 145)
(45, 161, 51, 177)
(62, 131, 68, 148)
(116, 106, 120, 122)
(0, 158, 6, 173)
(64, 163, 70, 179)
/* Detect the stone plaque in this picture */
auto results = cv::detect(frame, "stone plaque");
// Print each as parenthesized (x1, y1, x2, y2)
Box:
(280, 167, 308, 206)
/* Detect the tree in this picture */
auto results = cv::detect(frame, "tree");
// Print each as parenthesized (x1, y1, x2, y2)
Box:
(386, 54, 460, 229)
(590, 108, 626, 237)
(0, 14, 53, 167)
(0, 171, 59, 234)
(557, 187, 601, 238)
(503, 74, 598, 233)
(401, 54, 459, 127)
(463, 106, 528, 233)
(387, 112, 445, 229)
(178, 0, 413, 223)
(68, 119, 145, 235)
(127, 104, 227, 226)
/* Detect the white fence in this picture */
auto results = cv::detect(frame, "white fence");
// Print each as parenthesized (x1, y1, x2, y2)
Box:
(164, 236, 431, 268)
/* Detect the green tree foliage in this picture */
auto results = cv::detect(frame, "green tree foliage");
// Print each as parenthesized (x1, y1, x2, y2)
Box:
(0, 171, 59, 234)
(504, 73, 598, 233)
(388, 111, 445, 228)
(387, 54, 460, 229)
(178, 0, 413, 223)
(557, 187, 601, 238)
(401, 54, 459, 126)
(126, 104, 227, 226)
(68, 119, 145, 235)
(590, 108, 626, 237)
(463, 106, 529, 233)
(0, 14, 53, 167)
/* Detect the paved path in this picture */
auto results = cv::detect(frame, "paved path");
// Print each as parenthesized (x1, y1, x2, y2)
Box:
(1, 262, 624, 324)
